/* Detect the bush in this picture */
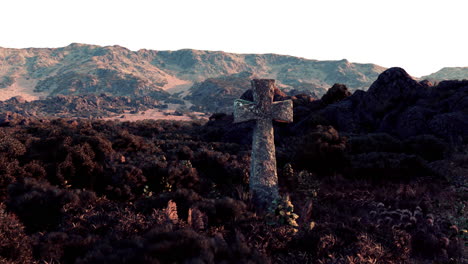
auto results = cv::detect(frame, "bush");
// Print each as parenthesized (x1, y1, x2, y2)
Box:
(0, 130, 26, 158)
(7, 178, 96, 233)
(0, 117, 462, 264)
(348, 152, 430, 180)
(192, 148, 249, 186)
(0, 204, 33, 263)
(347, 133, 402, 154)
(281, 125, 347, 174)
(403, 134, 447, 161)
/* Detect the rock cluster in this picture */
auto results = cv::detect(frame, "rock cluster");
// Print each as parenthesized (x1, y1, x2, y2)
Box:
(319, 67, 468, 142)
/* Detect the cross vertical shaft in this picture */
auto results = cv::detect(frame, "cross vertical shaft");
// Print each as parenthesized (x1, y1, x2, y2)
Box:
(251, 117, 278, 208)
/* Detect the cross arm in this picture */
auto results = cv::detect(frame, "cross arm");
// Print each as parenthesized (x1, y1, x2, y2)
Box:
(271, 99, 293, 123)
(233, 99, 293, 123)
(233, 99, 259, 123)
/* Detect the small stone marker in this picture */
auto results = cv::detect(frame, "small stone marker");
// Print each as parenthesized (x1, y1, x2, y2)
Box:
(233, 79, 293, 209)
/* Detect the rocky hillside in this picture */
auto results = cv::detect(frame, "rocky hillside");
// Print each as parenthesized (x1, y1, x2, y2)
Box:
(0, 44, 173, 100)
(0, 94, 165, 120)
(0, 44, 386, 105)
(184, 72, 255, 113)
(422, 67, 468, 81)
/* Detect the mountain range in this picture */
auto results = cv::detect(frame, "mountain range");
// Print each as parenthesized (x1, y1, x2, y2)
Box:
(422, 67, 468, 81)
(1, 43, 466, 113)
(0, 44, 384, 101)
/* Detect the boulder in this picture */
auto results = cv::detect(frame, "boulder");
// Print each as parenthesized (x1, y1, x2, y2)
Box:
(320, 83, 351, 105)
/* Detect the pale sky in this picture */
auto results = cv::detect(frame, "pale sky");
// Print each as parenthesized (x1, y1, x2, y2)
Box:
(1, 0, 467, 77)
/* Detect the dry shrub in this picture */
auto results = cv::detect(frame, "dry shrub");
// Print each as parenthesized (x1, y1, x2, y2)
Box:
(6, 178, 96, 233)
(347, 133, 402, 154)
(403, 134, 447, 161)
(0, 204, 33, 264)
(281, 125, 347, 174)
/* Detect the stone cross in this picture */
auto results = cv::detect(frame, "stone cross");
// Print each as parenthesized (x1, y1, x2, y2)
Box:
(233, 79, 293, 209)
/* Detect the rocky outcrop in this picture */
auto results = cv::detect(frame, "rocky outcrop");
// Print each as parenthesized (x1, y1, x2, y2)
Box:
(0, 111, 25, 127)
(318, 68, 468, 142)
(320, 83, 352, 105)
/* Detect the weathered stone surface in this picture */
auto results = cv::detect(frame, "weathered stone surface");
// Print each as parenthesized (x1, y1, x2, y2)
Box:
(233, 79, 293, 209)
